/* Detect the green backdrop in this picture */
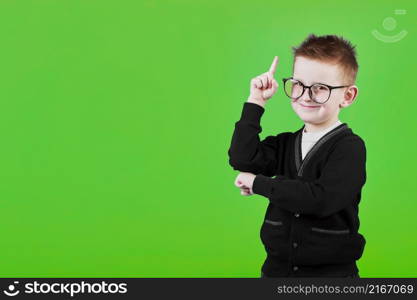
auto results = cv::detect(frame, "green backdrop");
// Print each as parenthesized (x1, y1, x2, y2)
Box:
(0, 0, 415, 277)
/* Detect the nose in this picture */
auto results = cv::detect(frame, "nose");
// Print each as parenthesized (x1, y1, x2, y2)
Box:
(299, 87, 313, 102)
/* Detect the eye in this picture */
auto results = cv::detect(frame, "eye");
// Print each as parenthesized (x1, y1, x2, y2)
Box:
(312, 85, 328, 92)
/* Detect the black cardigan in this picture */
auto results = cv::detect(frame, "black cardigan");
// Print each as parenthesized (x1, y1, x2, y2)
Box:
(228, 102, 367, 277)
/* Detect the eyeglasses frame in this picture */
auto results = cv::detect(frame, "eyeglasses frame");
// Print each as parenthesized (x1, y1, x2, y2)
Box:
(282, 77, 350, 104)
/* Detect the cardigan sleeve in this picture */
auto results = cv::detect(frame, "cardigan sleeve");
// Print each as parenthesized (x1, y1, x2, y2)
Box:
(228, 102, 281, 177)
(252, 136, 367, 218)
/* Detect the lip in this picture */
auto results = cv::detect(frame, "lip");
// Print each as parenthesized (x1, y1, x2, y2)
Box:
(299, 103, 320, 108)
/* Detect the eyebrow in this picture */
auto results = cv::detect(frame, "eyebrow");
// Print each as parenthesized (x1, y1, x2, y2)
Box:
(292, 77, 329, 86)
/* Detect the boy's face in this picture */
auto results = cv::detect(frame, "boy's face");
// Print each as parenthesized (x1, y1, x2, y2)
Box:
(291, 56, 355, 128)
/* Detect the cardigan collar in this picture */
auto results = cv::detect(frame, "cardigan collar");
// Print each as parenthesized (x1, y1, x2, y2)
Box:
(294, 123, 351, 177)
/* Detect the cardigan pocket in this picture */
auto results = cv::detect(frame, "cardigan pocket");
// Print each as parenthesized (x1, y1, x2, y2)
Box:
(260, 219, 288, 258)
(296, 227, 365, 265)
(264, 219, 283, 226)
(311, 227, 350, 235)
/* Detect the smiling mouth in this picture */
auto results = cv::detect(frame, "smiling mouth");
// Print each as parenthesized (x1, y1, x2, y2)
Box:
(299, 103, 320, 108)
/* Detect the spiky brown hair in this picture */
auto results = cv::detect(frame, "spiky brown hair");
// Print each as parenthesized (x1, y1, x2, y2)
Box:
(292, 34, 359, 83)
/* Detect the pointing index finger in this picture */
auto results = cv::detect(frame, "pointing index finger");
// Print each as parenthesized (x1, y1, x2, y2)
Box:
(268, 56, 279, 75)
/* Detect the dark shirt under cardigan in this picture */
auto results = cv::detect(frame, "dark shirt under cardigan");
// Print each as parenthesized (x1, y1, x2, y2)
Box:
(228, 102, 367, 277)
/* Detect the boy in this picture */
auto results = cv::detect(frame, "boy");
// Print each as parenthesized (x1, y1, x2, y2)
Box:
(228, 34, 366, 278)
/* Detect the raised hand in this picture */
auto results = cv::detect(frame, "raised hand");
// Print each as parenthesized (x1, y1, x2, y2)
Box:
(247, 56, 279, 107)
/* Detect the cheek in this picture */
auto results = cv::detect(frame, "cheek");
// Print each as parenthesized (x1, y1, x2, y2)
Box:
(291, 100, 299, 110)
(291, 103, 299, 114)
(317, 103, 338, 116)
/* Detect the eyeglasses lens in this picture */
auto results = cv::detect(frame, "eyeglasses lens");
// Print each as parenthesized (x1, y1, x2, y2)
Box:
(284, 79, 330, 104)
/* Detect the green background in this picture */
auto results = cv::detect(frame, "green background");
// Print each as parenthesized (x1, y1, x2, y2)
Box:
(0, 0, 415, 277)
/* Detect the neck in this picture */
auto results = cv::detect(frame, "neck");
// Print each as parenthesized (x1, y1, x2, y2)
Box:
(304, 118, 340, 133)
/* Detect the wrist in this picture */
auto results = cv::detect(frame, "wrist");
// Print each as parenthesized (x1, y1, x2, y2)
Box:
(252, 174, 273, 198)
(246, 97, 265, 108)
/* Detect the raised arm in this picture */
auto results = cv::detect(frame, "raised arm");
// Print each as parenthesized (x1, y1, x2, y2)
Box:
(228, 56, 281, 176)
(228, 102, 280, 176)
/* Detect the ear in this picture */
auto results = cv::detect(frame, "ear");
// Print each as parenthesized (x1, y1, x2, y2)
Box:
(339, 85, 358, 108)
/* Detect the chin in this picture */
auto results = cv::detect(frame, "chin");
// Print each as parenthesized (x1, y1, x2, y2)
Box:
(296, 112, 324, 124)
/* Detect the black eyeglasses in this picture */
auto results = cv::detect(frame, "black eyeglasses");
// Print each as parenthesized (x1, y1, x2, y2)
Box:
(282, 77, 350, 104)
